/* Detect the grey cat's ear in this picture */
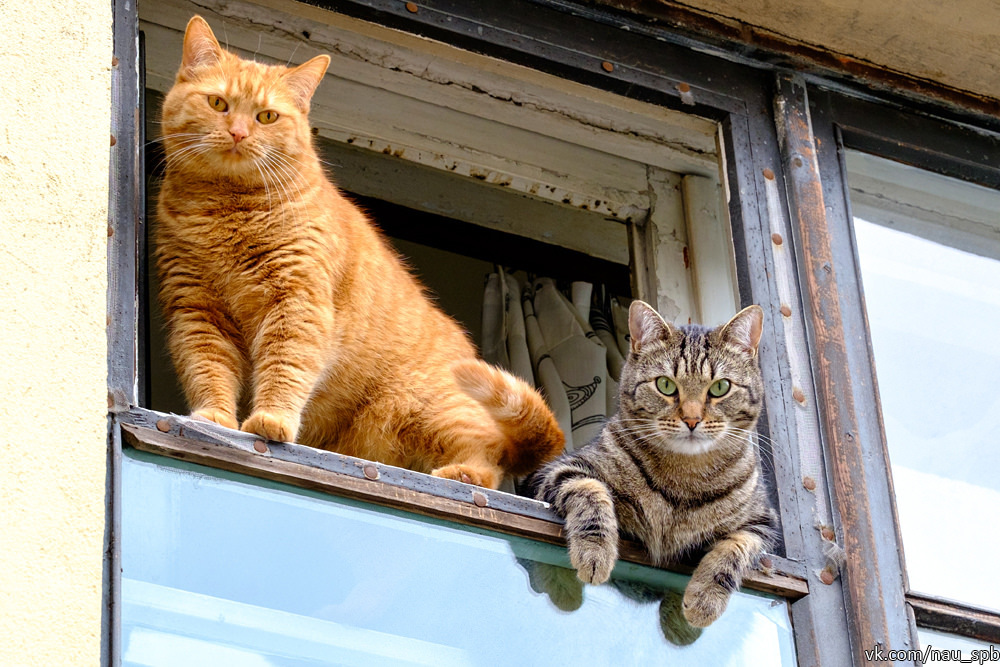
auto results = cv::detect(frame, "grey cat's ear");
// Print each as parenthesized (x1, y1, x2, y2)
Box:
(628, 300, 674, 354)
(180, 16, 223, 80)
(720, 305, 764, 357)
(284, 55, 331, 109)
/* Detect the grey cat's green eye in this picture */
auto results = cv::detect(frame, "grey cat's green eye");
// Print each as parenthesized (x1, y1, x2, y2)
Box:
(708, 379, 731, 398)
(655, 376, 677, 396)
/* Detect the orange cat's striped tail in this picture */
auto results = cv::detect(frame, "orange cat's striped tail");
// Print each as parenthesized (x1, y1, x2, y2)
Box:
(452, 360, 566, 476)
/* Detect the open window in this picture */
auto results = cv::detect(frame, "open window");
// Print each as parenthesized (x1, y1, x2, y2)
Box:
(107, 1, 847, 664)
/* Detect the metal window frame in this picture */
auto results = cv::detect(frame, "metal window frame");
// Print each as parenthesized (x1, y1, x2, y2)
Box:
(801, 80, 1000, 649)
(107, 0, 1000, 664)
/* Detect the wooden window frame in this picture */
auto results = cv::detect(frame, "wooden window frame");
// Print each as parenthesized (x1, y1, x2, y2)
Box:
(108, 0, 1000, 664)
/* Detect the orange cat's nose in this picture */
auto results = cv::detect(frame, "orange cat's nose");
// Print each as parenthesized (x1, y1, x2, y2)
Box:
(229, 119, 249, 145)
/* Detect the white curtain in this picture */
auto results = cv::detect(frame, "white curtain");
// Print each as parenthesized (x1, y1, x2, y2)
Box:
(481, 270, 630, 456)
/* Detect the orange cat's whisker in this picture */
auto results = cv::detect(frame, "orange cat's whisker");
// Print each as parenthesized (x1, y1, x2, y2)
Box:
(258, 158, 296, 229)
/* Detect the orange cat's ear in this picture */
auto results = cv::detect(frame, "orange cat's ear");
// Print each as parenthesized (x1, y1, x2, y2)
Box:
(180, 15, 223, 81)
(283, 55, 331, 109)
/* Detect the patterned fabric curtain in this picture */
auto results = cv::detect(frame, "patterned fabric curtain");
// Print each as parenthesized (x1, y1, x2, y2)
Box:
(481, 270, 630, 459)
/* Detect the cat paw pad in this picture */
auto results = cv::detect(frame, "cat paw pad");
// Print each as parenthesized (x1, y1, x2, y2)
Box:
(569, 540, 616, 585)
(241, 411, 297, 442)
(681, 579, 731, 627)
(191, 408, 238, 430)
(431, 464, 498, 489)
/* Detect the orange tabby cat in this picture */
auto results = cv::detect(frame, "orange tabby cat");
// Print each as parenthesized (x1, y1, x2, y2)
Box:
(155, 16, 565, 488)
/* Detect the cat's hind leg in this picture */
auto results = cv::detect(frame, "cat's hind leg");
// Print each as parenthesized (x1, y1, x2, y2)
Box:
(431, 461, 504, 489)
(411, 396, 510, 489)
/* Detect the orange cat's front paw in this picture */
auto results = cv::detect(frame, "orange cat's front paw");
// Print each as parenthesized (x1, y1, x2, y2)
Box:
(241, 411, 298, 443)
(432, 464, 499, 489)
(191, 408, 238, 430)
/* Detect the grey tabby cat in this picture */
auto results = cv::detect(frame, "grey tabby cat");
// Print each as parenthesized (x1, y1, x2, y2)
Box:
(531, 300, 776, 628)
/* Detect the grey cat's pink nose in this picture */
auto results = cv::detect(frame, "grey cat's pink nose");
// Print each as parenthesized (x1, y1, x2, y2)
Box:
(682, 417, 701, 430)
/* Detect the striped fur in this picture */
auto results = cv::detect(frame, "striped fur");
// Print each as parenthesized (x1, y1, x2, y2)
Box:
(532, 300, 776, 627)
(155, 16, 564, 489)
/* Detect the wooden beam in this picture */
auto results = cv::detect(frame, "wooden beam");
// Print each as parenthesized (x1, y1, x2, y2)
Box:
(909, 594, 1000, 645)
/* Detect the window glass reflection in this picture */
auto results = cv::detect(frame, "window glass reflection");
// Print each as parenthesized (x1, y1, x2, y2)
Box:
(122, 450, 796, 666)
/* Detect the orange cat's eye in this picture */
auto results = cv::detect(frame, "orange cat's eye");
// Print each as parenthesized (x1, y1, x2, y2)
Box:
(208, 95, 228, 112)
(256, 110, 279, 125)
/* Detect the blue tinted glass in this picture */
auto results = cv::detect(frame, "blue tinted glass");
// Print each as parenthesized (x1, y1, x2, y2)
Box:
(122, 450, 796, 666)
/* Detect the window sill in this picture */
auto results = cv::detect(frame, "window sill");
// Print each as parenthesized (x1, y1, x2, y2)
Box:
(119, 408, 809, 600)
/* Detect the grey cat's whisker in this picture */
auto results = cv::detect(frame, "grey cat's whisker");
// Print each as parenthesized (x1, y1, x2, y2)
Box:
(723, 426, 781, 450)
(718, 432, 776, 476)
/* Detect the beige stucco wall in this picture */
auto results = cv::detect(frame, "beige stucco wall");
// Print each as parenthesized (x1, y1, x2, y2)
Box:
(600, 0, 1000, 101)
(668, 0, 1000, 100)
(0, 0, 112, 664)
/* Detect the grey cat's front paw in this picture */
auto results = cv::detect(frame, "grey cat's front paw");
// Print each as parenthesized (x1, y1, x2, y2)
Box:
(681, 576, 732, 627)
(568, 539, 616, 585)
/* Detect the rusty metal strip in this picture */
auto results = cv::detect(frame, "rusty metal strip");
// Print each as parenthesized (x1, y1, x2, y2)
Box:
(719, 106, 853, 666)
(775, 74, 914, 662)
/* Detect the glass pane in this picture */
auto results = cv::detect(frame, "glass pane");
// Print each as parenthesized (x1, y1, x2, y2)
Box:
(917, 628, 998, 665)
(848, 151, 1000, 610)
(122, 450, 796, 666)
